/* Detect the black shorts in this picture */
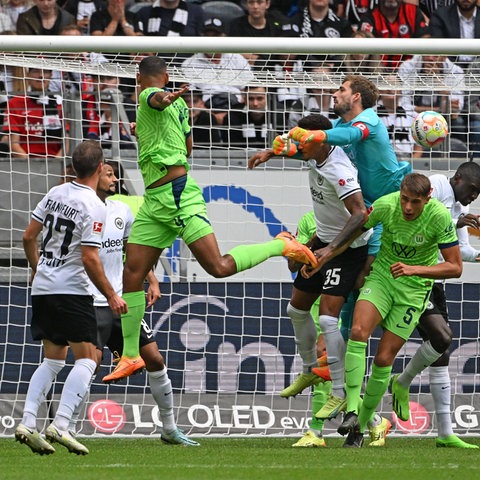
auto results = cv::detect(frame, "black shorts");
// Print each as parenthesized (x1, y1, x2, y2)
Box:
(95, 306, 156, 355)
(418, 283, 449, 324)
(293, 237, 368, 297)
(31, 294, 97, 345)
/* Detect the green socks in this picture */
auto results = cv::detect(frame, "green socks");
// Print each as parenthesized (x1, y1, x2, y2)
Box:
(345, 339, 367, 414)
(310, 381, 331, 432)
(121, 291, 146, 357)
(228, 240, 284, 272)
(359, 363, 392, 431)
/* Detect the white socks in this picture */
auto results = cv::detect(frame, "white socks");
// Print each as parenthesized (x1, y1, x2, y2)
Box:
(429, 366, 453, 438)
(22, 358, 66, 429)
(148, 368, 176, 433)
(397, 340, 442, 388)
(54, 358, 96, 431)
(318, 315, 345, 398)
(286, 303, 318, 372)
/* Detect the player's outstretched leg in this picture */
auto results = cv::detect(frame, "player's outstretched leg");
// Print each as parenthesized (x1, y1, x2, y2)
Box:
(390, 374, 410, 421)
(275, 232, 318, 268)
(436, 435, 479, 449)
(45, 423, 89, 455)
(161, 429, 200, 447)
(102, 355, 146, 384)
(15, 423, 55, 455)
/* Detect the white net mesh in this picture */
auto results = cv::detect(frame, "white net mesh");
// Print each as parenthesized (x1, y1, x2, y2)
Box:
(1, 37, 479, 438)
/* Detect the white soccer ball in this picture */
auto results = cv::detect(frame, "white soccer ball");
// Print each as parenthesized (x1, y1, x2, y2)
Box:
(411, 111, 449, 149)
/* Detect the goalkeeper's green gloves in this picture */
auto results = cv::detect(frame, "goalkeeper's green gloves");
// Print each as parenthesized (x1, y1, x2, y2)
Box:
(289, 127, 327, 144)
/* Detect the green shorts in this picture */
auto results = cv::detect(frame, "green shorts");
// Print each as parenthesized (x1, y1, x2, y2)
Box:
(128, 174, 214, 248)
(357, 270, 431, 341)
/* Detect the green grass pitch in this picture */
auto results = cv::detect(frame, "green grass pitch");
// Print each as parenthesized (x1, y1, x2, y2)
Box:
(1, 437, 480, 480)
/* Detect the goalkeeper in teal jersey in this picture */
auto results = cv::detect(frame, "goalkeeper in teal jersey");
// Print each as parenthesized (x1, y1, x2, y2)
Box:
(103, 56, 318, 383)
(301, 173, 462, 447)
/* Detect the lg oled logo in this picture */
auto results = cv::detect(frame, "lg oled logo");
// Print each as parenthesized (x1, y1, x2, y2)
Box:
(88, 399, 126, 433)
(392, 401, 430, 434)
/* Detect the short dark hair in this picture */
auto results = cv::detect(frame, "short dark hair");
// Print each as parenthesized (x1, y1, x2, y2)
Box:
(298, 114, 333, 131)
(72, 140, 104, 178)
(456, 161, 480, 182)
(139, 56, 167, 76)
(401, 173, 431, 197)
(343, 75, 379, 109)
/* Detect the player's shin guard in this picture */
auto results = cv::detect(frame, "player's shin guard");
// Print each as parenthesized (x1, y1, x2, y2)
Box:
(429, 365, 453, 437)
(121, 291, 147, 357)
(358, 363, 391, 432)
(54, 358, 96, 430)
(345, 340, 367, 414)
(148, 368, 176, 433)
(228, 242, 282, 272)
(22, 358, 66, 429)
(287, 303, 318, 371)
(319, 315, 346, 397)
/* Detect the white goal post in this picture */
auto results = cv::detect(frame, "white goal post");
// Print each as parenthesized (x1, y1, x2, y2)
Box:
(0, 36, 479, 439)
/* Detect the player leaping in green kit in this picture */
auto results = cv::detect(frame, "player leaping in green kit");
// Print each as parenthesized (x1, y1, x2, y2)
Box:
(300, 173, 462, 447)
(102, 56, 318, 383)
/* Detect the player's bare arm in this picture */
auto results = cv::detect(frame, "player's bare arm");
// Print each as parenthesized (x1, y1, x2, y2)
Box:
(301, 192, 368, 278)
(390, 244, 463, 280)
(247, 148, 276, 169)
(457, 213, 480, 230)
(149, 85, 189, 110)
(82, 245, 128, 316)
(22, 219, 42, 277)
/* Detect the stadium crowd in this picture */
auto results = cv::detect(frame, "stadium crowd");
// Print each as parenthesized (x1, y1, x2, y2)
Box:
(0, 0, 478, 157)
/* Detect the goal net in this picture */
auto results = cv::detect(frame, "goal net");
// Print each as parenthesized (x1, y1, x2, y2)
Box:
(0, 36, 479, 439)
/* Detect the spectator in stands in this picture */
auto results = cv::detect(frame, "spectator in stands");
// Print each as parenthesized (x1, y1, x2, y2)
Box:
(181, 17, 254, 123)
(49, 23, 108, 98)
(341, 0, 378, 30)
(16, 0, 75, 35)
(0, 6, 15, 33)
(429, 0, 480, 70)
(288, 64, 335, 128)
(2, 68, 65, 159)
(85, 74, 135, 150)
(136, 0, 204, 37)
(3, 0, 30, 28)
(398, 55, 466, 156)
(291, 0, 352, 39)
(222, 85, 273, 149)
(377, 74, 416, 159)
(90, 0, 142, 36)
(359, 0, 430, 69)
(340, 30, 386, 75)
(181, 89, 222, 147)
(61, 0, 106, 35)
(228, 0, 286, 37)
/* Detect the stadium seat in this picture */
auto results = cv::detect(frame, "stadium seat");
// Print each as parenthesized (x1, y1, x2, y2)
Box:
(200, 1, 245, 24)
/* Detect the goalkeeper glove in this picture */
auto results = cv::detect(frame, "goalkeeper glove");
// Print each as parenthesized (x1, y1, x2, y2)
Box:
(272, 134, 298, 156)
(289, 127, 327, 144)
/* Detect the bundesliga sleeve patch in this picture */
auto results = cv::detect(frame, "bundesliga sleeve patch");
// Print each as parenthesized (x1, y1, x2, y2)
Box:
(352, 122, 370, 140)
(92, 221, 104, 234)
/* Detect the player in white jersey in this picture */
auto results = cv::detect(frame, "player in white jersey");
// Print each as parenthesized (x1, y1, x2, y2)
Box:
(76, 163, 199, 446)
(391, 162, 480, 449)
(15, 141, 127, 456)
(249, 114, 375, 410)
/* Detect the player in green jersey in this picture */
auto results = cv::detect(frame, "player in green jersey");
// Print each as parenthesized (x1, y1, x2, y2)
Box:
(301, 173, 462, 447)
(103, 56, 318, 383)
